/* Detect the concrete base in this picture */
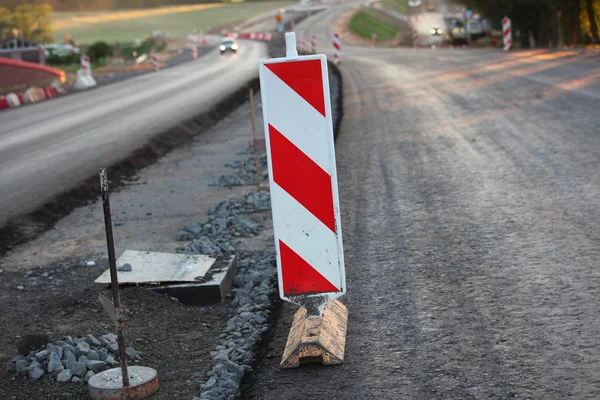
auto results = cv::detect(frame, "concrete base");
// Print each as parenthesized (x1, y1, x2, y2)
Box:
(149, 255, 237, 305)
(280, 300, 348, 368)
(88, 366, 158, 400)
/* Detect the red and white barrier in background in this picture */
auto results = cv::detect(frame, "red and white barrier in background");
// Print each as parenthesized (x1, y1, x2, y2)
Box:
(259, 32, 346, 310)
(332, 32, 341, 64)
(502, 16, 512, 51)
(75, 54, 97, 90)
(224, 32, 273, 41)
(151, 50, 159, 71)
(0, 82, 63, 111)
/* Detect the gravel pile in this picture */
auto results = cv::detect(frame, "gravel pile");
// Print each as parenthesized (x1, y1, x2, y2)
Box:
(193, 250, 277, 400)
(211, 150, 268, 188)
(176, 191, 270, 258)
(6, 334, 141, 383)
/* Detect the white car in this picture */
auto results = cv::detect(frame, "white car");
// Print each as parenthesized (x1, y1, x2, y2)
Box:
(220, 38, 239, 54)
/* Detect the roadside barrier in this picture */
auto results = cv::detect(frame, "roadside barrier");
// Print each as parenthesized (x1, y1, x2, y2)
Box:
(151, 50, 159, 71)
(0, 97, 10, 110)
(192, 45, 198, 60)
(332, 32, 341, 64)
(6, 93, 20, 107)
(502, 16, 512, 51)
(259, 32, 348, 368)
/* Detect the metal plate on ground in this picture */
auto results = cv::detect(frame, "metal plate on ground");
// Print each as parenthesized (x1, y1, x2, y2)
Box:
(94, 250, 215, 285)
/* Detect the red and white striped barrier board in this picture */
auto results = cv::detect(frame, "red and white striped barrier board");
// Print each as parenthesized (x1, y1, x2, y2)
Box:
(502, 16, 512, 51)
(191, 45, 198, 60)
(259, 33, 346, 311)
(151, 50, 159, 71)
(332, 32, 341, 64)
(80, 55, 91, 71)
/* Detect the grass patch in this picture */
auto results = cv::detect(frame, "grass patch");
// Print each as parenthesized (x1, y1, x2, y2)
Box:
(52, 1, 294, 44)
(381, 0, 408, 14)
(349, 9, 399, 41)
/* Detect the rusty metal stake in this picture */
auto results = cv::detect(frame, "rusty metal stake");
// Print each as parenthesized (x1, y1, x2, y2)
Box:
(249, 88, 261, 189)
(99, 168, 130, 388)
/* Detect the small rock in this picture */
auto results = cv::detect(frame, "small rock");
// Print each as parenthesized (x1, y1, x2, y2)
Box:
(57, 369, 73, 382)
(84, 370, 95, 382)
(125, 347, 141, 360)
(97, 348, 108, 361)
(48, 352, 63, 373)
(107, 343, 119, 353)
(71, 376, 81, 383)
(26, 360, 40, 371)
(86, 360, 107, 373)
(35, 350, 49, 361)
(105, 355, 117, 366)
(87, 350, 100, 361)
(78, 356, 88, 364)
(63, 349, 77, 364)
(102, 333, 118, 343)
(15, 359, 28, 374)
(76, 342, 90, 355)
(117, 263, 132, 272)
(6, 362, 16, 373)
(29, 367, 44, 380)
(69, 361, 86, 378)
(16, 285, 24, 290)
(86, 334, 102, 347)
(86, 261, 96, 267)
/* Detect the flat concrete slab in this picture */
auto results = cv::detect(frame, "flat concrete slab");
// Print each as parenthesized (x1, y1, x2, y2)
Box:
(150, 255, 237, 305)
(94, 250, 215, 285)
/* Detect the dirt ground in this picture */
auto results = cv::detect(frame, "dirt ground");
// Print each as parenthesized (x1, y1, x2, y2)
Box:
(0, 92, 269, 399)
(0, 260, 228, 400)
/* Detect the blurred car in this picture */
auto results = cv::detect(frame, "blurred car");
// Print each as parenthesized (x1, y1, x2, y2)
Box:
(44, 43, 80, 57)
(446, 19, 467, 45)
(219, 38, 239, 54)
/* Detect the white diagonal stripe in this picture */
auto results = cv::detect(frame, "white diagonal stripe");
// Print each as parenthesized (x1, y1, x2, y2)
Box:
(271, 184, 342, 290)
(262, 66, 332, 174)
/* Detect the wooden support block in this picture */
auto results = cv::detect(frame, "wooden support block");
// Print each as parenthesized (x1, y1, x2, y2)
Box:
(280, 300, 348, 368)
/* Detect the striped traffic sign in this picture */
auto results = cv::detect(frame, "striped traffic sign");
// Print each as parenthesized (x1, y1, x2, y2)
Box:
(259, 46, 345, 313)
(502, 16, 512, 50)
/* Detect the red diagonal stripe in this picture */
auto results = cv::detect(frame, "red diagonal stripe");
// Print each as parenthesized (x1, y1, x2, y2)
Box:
(265, 59, 326, 117)
(269, 124, 336, 232)
(333, 42, 340, 50)
(280, 240, 339, 295)
(503, 27, 511, 36)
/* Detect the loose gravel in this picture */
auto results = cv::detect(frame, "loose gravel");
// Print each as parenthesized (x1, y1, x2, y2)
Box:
(176, 191, 271, 258)
(6, 334, 141, 383)
(211, 149, 268, 188)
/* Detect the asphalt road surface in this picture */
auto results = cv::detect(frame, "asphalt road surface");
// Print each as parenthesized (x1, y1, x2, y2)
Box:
(0, 41, 267, 227)
(244, 7, 600, 400)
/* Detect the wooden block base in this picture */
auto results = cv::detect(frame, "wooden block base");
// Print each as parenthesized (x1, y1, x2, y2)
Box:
(280, 300, 348, 368)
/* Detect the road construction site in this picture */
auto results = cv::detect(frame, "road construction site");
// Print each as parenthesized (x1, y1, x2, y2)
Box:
(2, 1, 600, 399)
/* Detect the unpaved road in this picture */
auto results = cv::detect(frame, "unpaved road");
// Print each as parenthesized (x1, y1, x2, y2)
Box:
(0, 41, 267, 228)
(244, 7, 600, 400)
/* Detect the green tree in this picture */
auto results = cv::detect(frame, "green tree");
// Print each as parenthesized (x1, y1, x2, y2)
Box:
(11, 3, 53, 42)
(0, 7, 14, 40)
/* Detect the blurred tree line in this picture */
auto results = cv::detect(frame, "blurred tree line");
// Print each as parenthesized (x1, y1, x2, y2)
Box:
(0, 3, 52, 42)
(0, 0, 270, 12)
(462, 0, 600, 47)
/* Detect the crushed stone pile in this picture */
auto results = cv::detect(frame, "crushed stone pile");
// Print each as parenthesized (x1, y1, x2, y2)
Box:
(6, 333, 141, 383)
(176, 191, 271, 258)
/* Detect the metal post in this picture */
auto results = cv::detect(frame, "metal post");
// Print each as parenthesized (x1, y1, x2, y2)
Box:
(99, 168, 130, 388)
(249, 89, 261, 188)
